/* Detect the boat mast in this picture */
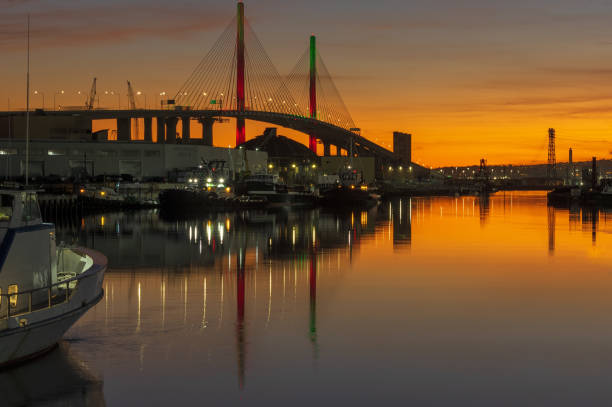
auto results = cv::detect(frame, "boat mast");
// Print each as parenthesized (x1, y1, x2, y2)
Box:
(25, 14, 30, 186)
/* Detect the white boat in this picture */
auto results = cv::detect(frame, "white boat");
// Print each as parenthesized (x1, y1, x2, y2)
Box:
(0, 188, 106, 368)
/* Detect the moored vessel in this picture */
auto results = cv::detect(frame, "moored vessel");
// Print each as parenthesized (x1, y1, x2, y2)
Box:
(318, 169, 378, 208)
(0, 187, 106, 368)
(236, 173, 317, 208)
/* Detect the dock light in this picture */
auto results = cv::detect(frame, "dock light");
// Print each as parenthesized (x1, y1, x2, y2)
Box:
(312, 164, 317, 169)
(207, 187, 212, 191)
(291, 164, 296, 168)
(399, 166, 403, 171)
(79, 188, 85, 194)
(194, 178, 198, 183)
(100, 191, 106, 196)
(225, 187, 231, 193)
(206, 178, 212, 183)
(219, 178, 225, 183)
(360, 185, 368, 191)
(351, 185, 355, 189)
(268, 164, 274, 169)
(189, 178, 193, 183)
(388, 166, 393, 171)
(409, 166, 413, 172)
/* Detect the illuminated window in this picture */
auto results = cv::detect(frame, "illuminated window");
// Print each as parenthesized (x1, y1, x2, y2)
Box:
(0, 194, 14, 222)
(8, 285, 18, 308)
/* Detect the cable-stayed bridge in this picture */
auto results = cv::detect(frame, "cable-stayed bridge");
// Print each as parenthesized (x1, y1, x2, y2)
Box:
(1, 2, 406, 165)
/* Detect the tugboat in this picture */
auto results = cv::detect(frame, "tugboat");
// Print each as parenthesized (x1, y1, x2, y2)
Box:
(0, 187, 106, 367)
(318, 169, 377, 208)
(235, 173, 317, 208)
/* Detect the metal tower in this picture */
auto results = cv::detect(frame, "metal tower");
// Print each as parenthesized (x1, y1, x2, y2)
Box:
(309, 35, 317, 153)
(547, 128, 556, 179)
(236, 1, 246, 146)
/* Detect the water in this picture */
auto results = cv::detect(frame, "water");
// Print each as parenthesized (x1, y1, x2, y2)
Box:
(4, 192, 612, 406)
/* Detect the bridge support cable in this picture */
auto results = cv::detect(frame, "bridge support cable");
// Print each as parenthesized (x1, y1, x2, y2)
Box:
(286, 41, 357, 136)
(175, 3, 300, 146)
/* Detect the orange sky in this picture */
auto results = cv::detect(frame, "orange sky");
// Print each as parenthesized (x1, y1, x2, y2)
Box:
(3, 1, 612, 166)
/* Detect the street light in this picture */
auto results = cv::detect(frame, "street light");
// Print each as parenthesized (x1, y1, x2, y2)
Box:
(53, 90, 64, 111)
(137, 91, 147, 109)
(105, 90, 120, 109)
(159, 91, 167, 109)
(33, 90, 45, 110)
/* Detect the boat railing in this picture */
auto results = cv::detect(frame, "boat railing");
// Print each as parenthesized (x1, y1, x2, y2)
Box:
(0, 249, 99, 323)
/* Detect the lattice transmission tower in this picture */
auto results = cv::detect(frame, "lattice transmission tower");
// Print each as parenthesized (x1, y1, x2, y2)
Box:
(547, 128, 556, 179)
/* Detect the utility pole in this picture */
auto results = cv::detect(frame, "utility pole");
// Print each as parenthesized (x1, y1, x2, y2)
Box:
(25, 14, 30, 186)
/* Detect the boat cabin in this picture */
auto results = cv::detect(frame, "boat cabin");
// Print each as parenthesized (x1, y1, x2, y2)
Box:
(0, 189, 57, 300)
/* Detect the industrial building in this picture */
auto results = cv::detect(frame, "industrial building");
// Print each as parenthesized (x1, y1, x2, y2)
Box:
(0, 140, 267, 180)
(393, 132, 411, 165)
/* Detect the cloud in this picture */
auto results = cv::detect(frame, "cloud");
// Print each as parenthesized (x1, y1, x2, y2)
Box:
(0, 3, 230, 51)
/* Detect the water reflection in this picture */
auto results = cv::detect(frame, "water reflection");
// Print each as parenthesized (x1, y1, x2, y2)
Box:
(0, 343, 105, 407)
(51, 192, 612, 404)
(548, 206, 556, 255)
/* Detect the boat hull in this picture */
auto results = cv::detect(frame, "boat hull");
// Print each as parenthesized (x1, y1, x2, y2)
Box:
(0, 247, 106, 368)
(0, 290, 103, 368)
(319, 188, 377, 208)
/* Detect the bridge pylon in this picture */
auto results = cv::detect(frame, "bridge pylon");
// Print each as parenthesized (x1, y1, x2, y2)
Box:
(309, 35, 317, 153)
(236, 1, 246, 146)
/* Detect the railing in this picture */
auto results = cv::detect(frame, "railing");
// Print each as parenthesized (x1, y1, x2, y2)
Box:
(0, 251, 97, 323)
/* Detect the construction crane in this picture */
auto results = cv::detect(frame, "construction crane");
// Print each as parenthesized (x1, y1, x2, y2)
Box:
(127, 80, 139, 139)
(85, 77, 97, 110)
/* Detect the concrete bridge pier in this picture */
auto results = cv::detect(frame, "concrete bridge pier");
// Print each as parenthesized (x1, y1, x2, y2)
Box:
(181, 117, 191, 141)
(199, 118, 214, 146)
(166, 117, 178, 143)
(323, 143, 331, 156)
(156, 117, 166, 143)
(117, 118, 131, 141)
(144, 117, 152, 142)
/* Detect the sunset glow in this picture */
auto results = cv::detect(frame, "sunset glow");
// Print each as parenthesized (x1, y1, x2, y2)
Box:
(2, 1, 612, 166)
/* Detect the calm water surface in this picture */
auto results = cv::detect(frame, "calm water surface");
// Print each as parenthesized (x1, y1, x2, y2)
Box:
(5, 192, 612, 406)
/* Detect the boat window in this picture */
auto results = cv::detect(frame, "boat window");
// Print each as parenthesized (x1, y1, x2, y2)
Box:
(0, 194, 14, 222)
(22, 193, 41, 222)
(8, 285, 17, 308)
